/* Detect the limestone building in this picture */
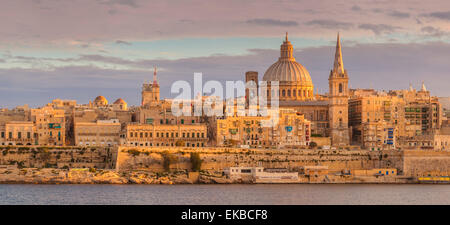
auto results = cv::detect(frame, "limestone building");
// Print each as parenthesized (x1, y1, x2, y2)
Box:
(124, 123, 208, 147)
(0, 121, 36, 146)
(31, 106, 66, 146)
(216, 109, 311, 148)
(74, 119, 121, 147)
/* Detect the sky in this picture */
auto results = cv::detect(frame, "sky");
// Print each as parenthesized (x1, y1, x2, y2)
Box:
(1, 0, 450, 108)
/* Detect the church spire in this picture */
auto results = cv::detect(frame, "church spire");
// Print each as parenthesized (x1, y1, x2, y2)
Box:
(333, 32, 344, 75)
(153, 66, 159, 87)
(421, 81, 427, 92)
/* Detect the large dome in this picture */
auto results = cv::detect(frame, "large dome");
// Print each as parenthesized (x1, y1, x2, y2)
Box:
(263, 33, 313, 87)
(263, 33, 314, 101)
(263, 60, 312, 84)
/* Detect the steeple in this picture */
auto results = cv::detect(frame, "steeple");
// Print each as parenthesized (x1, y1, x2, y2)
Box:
(409, 82, 414, 91)
(152, 66, 159, 87)
(333, 32, 345, 75)
(421, 81, 427, 92)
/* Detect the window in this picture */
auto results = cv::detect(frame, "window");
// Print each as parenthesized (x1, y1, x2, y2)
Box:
(339, 83, 343, 93)
(181, 119, 184, 124)
(18, 132, 21, 139)
(282, 90, 285, 97)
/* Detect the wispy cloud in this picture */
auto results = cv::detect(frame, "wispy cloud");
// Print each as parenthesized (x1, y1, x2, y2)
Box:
(423, 11, 450, 21)
(115, 40, 132, 45)
(358, 23, 401, 35)
(305, 19, 353, 29)
(245, 18, 298, 27)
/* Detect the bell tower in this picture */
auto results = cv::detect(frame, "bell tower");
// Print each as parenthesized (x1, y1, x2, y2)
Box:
(141, 66, 160, 107)
(328, 33, 350, 146)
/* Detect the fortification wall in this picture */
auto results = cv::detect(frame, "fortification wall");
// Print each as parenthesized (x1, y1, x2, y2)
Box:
(115, 147, 404, 173)
(403, 150, 450, 176)
(0, 146, 112, 169)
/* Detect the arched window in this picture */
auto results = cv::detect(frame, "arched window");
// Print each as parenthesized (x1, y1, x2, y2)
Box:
(298, 90, 301, 97)
(287, 90, 291, 97)
(339, 83, 343, 93)
(293, 89, 296, 97)
(282, 90, 286, 97)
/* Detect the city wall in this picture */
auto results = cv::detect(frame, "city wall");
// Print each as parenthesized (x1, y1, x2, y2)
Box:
(114, 146, 404, 173)
(403, 150, 450, 176)
(0, 146, 113, 169)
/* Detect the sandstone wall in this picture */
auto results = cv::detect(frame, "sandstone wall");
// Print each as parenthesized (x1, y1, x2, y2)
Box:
(0, 146, 112, 169)
(115, 147, 404, 173)
(403, 150, 450, 176)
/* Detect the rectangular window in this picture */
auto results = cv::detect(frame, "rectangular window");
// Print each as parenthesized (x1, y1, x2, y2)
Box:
(9, 132, 12, 138)
(27, 132, 31, 139)
(18, 132, 22, 139)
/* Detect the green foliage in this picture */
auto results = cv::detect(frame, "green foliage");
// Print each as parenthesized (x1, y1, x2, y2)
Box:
(161, 151, 178, 172)
(309, 142, 318, 148)
(127, 149, 141, 157)
(190, 152, 202, 172)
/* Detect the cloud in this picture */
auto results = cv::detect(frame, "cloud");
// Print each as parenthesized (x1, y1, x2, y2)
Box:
(245, 18, 298, 27)
(424, 11, 450, 21)
(2, 41, 450, 107)
(98, 0, 139, 8)
(115, 40, 132, 45)
(421, 26, 447, 37)
(305, 19, 353, 29)
(388, 10, 410, 18)
(358, 23, 401, 35)
(351, 5, 361, 12)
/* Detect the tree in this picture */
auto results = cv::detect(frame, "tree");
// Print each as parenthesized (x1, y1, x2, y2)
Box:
(190, 152, 202, 172)
(161, 151, 178, 172)
(309, 142, 317, 149)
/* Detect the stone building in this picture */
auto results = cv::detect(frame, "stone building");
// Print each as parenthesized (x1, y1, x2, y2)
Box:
(124, 123, 208, 147)
(349, 84, 443, 149)
(0, 121, 36, 146)
(31, 106, 65, 146)
(216, 109, 311, 147)
(74, 119, 121, 147)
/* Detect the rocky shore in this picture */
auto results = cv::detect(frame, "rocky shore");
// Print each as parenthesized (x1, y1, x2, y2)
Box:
(0, 168, 246, 185)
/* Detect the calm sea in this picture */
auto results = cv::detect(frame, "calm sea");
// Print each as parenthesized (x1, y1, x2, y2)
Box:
(0, 184, 449, 205)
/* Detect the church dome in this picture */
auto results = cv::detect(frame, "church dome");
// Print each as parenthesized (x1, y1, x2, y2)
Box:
(263, 33, 313, 87)
(94, 96, 108, 105)
(262, 33, 314, 101)
(113, 98, 126, 105)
